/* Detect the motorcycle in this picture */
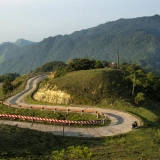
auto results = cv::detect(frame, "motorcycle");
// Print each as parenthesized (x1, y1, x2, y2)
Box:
(131, 121, 138, 129)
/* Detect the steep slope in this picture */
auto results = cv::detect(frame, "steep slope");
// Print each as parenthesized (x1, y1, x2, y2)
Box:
(0, 15, 160, 75)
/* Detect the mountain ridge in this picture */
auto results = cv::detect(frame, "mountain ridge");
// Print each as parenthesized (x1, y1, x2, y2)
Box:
(14, 38, 36, 47)
(0, 15, 160, 75)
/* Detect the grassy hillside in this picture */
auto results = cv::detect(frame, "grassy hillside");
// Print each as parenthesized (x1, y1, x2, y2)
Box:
(1, 118, 160, 160)
(40, 68, 131, 105)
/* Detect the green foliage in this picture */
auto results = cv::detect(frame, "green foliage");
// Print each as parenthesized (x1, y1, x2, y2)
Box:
(0, 73, 20, 82)
(119, 63, 160, 101)
(51, 146, 92, 160)
(51, 149, 65, 160)
(2, 78, 13, 94)
(0, 73, 20, 94)
(134, 92, 145, 104)
(54, 58, 104, 78)
(147, 71, 155, 79)
(54, 66, 67, 78)
(11, 74, 27, 89)
(34, 61, 66, 73)
(66, 58, 104, 72)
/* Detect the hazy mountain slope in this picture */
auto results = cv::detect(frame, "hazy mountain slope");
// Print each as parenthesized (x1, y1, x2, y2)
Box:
(0, 15, 160, 75)
(14, 38, 36, 47)
(0, 42, 19, 64)
(0, 39, 35, 65)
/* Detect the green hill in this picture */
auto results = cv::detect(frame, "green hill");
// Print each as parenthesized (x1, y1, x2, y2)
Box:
(36, 66, 160, 106)
(0, 15, 160, 75)
(44, 69, 128, 105)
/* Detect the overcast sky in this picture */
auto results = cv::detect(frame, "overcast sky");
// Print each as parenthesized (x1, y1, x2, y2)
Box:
(0, 0, 160, 44)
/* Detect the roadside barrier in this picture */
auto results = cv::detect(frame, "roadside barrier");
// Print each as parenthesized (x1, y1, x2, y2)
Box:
(0, 101, 108, 125)
(0, 113, 106, 125)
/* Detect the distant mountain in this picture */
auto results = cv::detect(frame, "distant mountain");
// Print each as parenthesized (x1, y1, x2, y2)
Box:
(0, 40, 34, 72)
(14, 39, 36, 47)
(0, 42, 19, 64)
(0, 15, 160, 75)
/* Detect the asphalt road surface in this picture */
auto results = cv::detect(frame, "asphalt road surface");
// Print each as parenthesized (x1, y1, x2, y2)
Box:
(2, 75, 140, 137)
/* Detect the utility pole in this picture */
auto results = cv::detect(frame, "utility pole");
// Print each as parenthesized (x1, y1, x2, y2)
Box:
(117, 51, 119, 69)
(132, 73, 136, 95)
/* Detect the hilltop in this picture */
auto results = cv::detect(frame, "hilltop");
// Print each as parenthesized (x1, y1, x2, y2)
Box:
(14, 38, 36, 47)
(34, 69, 129, 105)
(0, 15, 160, 75)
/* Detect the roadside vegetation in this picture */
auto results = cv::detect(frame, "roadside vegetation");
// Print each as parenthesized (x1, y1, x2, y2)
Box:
(0, 73, 29, 97)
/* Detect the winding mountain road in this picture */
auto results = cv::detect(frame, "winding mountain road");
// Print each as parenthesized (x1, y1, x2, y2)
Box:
(2, 75, 140, 137)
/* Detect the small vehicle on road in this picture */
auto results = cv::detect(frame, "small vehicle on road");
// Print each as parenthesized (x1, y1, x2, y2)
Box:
(131, 121, 138, 129)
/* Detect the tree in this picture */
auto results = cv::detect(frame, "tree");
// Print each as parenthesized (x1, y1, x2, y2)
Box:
(122, 64, 142, 95)
(134, 92, 145, 104)
(94, 60, 104, 69)
(66, 58, 103, 72)
(2, 78, 13, 94)
(34, 61, 66, 73)
(147, 71, 155, 80)
(102, 60, 110, 67)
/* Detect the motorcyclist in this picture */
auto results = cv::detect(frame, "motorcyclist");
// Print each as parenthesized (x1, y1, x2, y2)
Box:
(131, 121, 138, 128)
